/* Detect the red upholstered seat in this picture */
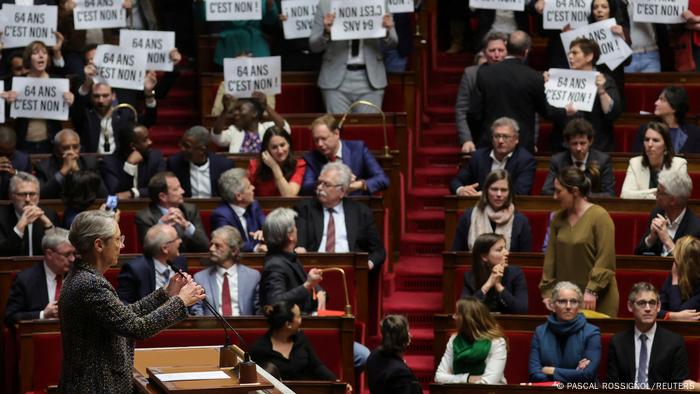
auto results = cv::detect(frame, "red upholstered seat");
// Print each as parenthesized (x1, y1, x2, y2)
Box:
(614, 125, 641, 153)
(613, 170, 625, 196)
(609, 212, 649, 255)
(201, 211, 212, 235)
(521, 210, 551, 252)
(275, 84, 324, 114)
(30, 332, 62, 390)
(532, 170, 548, 196)
(117, 211, 139, 254)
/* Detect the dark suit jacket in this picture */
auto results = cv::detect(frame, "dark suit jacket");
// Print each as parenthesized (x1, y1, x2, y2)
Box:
(295, 198, 386, 269)
(0, 204, 58, 256)
(606, 325, 688, 384)
(135, 203, 209, 253)
(366, 349, 422, 394)
(34, 155, 107, 199)
(451, 207, 532, 252)
(4, 261, 50, 325)
(0, 151, 31, 199)
(461, 265, 528, 314)
(635, 207, 700, 255)
(116, 255, 188, 304)
(541, 149, 615, 196)
(99, 150, 166, 196)
(166, 152, 235, 197)
(301, 140, 389, 195)
(449, 146, 536, 195)
(259, 251, 318, 314)
(632, 123, 700, 154)
(210, 201, 266, 252)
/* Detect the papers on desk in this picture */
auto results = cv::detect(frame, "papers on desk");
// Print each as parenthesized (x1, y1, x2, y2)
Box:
(155, 370, 231, 382)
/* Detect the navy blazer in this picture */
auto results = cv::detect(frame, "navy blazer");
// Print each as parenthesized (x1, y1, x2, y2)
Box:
(461, 264, 528, 314)
(210, 201, 266, 252)
(635, 207, 700, 255)
(541, 149, 615, 197)
(116, 255, 188, 304)
(449, 146, 536, 195)
(451, 207, 532, 252)
(300, 140, 389, 195)
(659, 274, 700, 318)
(166, 152, 235, 197)
(4, 261, 50, 325)
(632, 123, 700, 154)
(99, 149, 166, 196)
(0, 151, 31, 199)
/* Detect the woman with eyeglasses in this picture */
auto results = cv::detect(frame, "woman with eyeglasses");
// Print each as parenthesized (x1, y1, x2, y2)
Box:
(659, 235, 700, 321)
(529, 281, 602, 383)
(435, 298, 507, 384)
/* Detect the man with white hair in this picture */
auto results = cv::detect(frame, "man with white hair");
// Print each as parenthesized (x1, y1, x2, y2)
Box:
(635, 169, 700, 256)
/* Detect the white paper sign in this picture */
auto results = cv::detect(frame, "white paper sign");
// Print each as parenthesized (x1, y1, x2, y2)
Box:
(119, 30, 176, 72)
(330, 0, 387, 40)
(94, 45, 147, 90)
(281, 0, 318, 39)
(0, 81, 4, 124)
(156, 371, 231, 382)
(223, 56, 281, 97)
(470, 0, 524, 11)
(205, 0, 262, 21)
(560, 19, 632, 69)
(0, 5, 57, 49)
(73, 0, 127, 30)
(543, 0, 592, 29)
(545, 69, 598, 112)
(387, 0, 414, 13)
(632, 0, 688, 23)
(10, 77, 70, 121)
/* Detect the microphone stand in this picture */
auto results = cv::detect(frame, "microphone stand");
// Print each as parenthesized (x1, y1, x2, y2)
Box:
(319, 267, 353, 317)
(337, 100, 391, 158)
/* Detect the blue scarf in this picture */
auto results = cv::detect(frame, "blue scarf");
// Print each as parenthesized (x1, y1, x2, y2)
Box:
(539, 313, 587, 369)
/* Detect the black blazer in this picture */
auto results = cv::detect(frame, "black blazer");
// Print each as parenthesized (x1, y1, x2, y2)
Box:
(0, 150, 31, 199)
(294, 198, 386, 270)
(259, 251, 318, 314)
(99, 149, 166, 196)
(34, 155, 107, 199)
(0, 204, 58, 256)
(632, 123, 700, 154)
(635, 207, 700, 255)
(541, 149, 615, 197)
(366, 349, 422, 394)
(166, 152, 235, 197)
(461, 264, 529, 314)
(4, 261, 50, 325)
(606, 325, 688, 384)
(116, 255, 188, 304)
(451, 207, 532, 252)
(134, 203, 209, 253)
(449, 146, 536, 195)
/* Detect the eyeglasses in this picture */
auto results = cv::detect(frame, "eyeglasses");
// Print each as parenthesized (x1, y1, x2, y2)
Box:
(493, 133, 514, 141)
(12, 192, 38, 198)
(633, 300, 658, 308)
(164, 237, 180, 245)
(51, 249, 76, 259)
(113, 235, 126, 249)
(316, 181, 342, 189)
(554, 299, 580, 307)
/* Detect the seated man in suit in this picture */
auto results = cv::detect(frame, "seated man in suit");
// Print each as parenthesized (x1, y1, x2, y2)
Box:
(0, 172, 58, 256)
(192, 226, 260, 316)
(117, 223, 188, 304)
(301, 114, 389, 196)
(0, 126, 31, 199)
(296, 162, 386, 272)
(34, 129, 107, 199)
(167, 126, 235, 198)
(450, 117, 536, 196)
(541, 118, 615, 196)
(5, 228, 75, 324)
(607, 282, 688, 386)
(211, 168, 266, 252)
(135, 172, 209, 252)
(635, 169, 700, 256)
(99, 122, 165, 200)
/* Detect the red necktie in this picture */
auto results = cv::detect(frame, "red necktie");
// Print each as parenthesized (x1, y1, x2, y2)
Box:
(221, 273, 232, 316)
(325, 208, 335, 253)
(54, 275, 62, 301)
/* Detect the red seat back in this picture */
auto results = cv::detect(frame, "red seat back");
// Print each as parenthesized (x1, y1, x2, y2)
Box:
(521, 210, 552, 253)
(532, 170, 548, 196)
(609, 212, 649, 255)
(118, 211, 139, 254)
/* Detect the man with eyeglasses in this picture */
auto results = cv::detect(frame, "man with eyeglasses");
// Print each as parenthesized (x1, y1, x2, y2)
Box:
(0, 171, 58, 257)
(117, 223, 188, 304)
(5, 228, 74, 325)
(450, 117, 536, 196)
(606, 282, 688, 386)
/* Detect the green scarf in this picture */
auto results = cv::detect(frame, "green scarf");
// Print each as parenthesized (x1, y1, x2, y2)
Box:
(452, 335, 492, 375)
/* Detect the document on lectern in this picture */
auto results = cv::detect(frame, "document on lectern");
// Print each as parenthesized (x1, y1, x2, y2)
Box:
(156, 370, 230, 382)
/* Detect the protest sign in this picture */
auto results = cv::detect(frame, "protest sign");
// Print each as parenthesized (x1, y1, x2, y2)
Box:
(0, 81, 4, 124)
(10, 77, 70, 121)
(543, 0, 592, 30)
(281, 0, 317, 39)
(632, 0, 687, 24)
(0, 5, 57, 49)
(223, 56, 281, 97)
(387, 0, 414, 13)
(73, 0, 126, 30)
(545, 68, 598, 112)
(470, 0, 524, 11)
(120, 30, 176, 72)
(205, 0, 262, 21)
(330, 0, 387, 40)
(560, 18, 632, 69)
(94, 45, 147, 90)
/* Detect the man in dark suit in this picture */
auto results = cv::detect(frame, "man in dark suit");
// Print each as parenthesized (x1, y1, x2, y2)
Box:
(117, 224, 188, 304)
(635, 169, 700, 256)
(100, 123, 165, 199)
(211, 168, 266, 252)
(0, 126, 31, 199)
(4, 228, 75, 325)
(449, 117, 536, 196)
(167, 126, 235, 198)
(296, 162, 386, 271)
(470, 30, 550, 152)
(0, 172, 58, 257)
(541, 118, 615, 196)
(135, 172, 209, 252)
(301, 114, 389, 195)
(607, 282, 688, 385)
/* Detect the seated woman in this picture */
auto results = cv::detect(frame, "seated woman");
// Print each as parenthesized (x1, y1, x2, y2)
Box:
(435, 298, 507, 384)
(460, 233, 528, 314)
(529, 281, 601, 383)
(246, 127, 306, 197)
(366, 315, 422, 394)
(621, 121, 687, 199)
(249, 301, 336, 381)
(659, 235, 700, 320)
(452, 169, 532, 252)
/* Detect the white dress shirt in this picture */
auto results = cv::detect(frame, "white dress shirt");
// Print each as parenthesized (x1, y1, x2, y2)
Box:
(13, 211, 33, 256)
(97, 116, 116, 154)
(216, 265, 240, 316)
(318, 201, 349, 252)
(570, 153, 590, 171)
(156, 205, 196, 237)
(347, 39, 365, 65)
(122, 161, 140, 198)
(39, 262, 61, 319)
(489, 150, 513, 172)
(189, 159, 212, 198)
(230, 204, 248, 239)
(153, 258, 172, 289)
(634, 323, 657, 385)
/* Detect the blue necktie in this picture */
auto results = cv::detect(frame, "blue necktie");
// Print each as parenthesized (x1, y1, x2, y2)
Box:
(637, 334, 648, 385)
